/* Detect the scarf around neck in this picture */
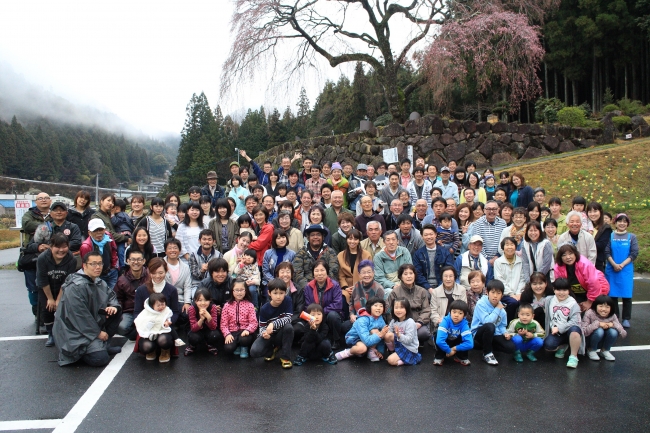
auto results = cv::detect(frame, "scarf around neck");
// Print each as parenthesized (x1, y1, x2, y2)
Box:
(91, 234, 111, 254)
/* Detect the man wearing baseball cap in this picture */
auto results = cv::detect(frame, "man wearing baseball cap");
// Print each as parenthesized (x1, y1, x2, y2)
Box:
(433, 166, 460, 204)
(200, 171, 225, 210)
(454, 234, 489, 290)
(47, 202, 82, 252)
(80, 219, 119, 289)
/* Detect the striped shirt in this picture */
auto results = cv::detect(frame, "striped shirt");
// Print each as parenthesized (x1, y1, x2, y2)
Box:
(148, 217, 167, 253)
(468, 216, 506, 259)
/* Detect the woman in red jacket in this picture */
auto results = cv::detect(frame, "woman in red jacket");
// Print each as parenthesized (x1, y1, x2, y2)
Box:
(249, 206, 274, 267)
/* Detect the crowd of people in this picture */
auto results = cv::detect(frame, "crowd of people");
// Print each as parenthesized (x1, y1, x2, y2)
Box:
(18, 149, 637, 369)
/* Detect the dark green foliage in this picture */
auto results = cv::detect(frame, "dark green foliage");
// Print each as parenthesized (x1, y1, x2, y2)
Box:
(535, 98, 565, 123)
(617, 98, 646, 116)
(602, 104, 620, 113)
(612, 115, 632, 131)
(557, 107, 587, 127)
(0, 115, 156, 187)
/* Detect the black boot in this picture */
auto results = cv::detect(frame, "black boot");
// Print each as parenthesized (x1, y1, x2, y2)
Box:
(45, 325, 55, 347)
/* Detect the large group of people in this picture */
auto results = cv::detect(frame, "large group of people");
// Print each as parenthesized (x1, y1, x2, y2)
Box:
(19, 149, 637, 370)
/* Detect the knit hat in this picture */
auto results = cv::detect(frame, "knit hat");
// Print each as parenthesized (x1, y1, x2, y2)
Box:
(331, 162, 343, 171)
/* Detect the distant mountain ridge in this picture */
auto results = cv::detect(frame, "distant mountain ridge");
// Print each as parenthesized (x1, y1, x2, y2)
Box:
(0, 61, 179, 157)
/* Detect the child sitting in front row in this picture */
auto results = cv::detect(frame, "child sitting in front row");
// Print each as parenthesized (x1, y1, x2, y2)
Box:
(506, 303, 545, 362)
(437, 213, 461, 254)
(293, 303, 338, 366)
(221, 279, 258, 359)
(336, 297, 388, 362)
(134, 293, 184, 362)
(186, 288, 220, 356)
(434, 300, 474, 366)
(385, 298, 421, 366)
(543, 278, 585, 369)
(470, 280, 516, 366)
(250, 278, 294, 369)
(582, 295, 627, 362)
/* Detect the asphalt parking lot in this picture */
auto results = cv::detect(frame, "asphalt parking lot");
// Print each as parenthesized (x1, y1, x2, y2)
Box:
(1, 269, 649, 433)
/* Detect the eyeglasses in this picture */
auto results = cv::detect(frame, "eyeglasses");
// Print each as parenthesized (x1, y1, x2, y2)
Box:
(36, 197, 51, 201)
(128, 259, 145, 263)
(233, 289, 246, 293)
(86, 262, 104, 267)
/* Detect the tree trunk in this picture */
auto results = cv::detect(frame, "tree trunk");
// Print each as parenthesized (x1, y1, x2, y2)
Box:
(572, 81, 578, 106)
(564, 74, 569, 105)
(592, 48, 597, 114)
(605, 58, 610, 99)
(544, 62, 549, 100)
(554, 70, 558, 99)
(599, 58, 603, 110)
(526, 100, 530, 123)
(502, 88, 507, 122)
(625, 64, 628, 99)
(632, 63, 638, 101)
(478, 100, 482, 123)
(382, 65, 405, 122)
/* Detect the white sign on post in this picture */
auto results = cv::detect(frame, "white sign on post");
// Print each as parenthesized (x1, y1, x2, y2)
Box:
(382, 148, 398, 164)
(407, 145, 414, 173)
(14, 200, 32, 228)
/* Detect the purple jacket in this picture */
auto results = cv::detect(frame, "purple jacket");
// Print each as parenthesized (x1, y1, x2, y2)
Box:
(304, 278, 342, 315)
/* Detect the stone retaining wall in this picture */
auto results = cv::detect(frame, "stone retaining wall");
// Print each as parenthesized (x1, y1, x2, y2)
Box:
(254, 115, 618, 169)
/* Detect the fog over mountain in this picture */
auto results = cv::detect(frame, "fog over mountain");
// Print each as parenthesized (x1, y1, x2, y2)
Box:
(0, 61, 180, 150)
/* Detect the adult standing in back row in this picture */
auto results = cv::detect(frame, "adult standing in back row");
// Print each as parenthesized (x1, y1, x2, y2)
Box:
(467, 201, 506, 280)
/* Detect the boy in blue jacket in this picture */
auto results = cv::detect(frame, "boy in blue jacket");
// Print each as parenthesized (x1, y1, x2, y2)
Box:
(434, 300, 474, 366)
(335, 297, 388, 362)
(470, 280, 516, 365)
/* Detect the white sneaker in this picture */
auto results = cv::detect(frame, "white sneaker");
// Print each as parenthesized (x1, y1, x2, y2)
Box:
(433, 358, 444, 366)
(367, 348, 381, 362)
(600, 350, 616, 361)
(174, 338, 186, 347)
(587, 350, 601, 361)
(483, 353, 498, 365)
(335, 349, 351, 361)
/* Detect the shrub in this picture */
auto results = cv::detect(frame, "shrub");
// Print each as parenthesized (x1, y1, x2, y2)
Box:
(535, 98, 565, 123)
(557, 107, 587, 127)
(602, 104, 620, 114)
(578, 102, 592, 118)
(617, 98, 645, 116)
(373, 113, 393, 127)
(612, 116, 631, 132)
(603, 87, 614, 105)
(584, 120, 603, 129)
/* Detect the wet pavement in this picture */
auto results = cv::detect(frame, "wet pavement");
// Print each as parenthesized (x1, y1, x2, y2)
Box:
(1, 269, 649, 433)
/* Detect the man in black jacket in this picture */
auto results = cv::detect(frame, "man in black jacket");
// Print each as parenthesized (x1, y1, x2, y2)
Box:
(48, 202, 82, 252)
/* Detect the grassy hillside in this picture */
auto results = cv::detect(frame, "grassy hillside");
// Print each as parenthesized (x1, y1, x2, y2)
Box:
(502, 138, 650, 272)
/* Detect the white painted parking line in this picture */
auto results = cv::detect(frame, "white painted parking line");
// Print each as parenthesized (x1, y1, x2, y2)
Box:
(611, 345, 650, 352)
(627, 301, 650, 304)
(0, 419, 62, 430)
(0, 335, 47, 341)
(52, 341, 134, 433)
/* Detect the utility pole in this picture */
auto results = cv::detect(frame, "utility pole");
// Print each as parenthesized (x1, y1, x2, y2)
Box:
(95, 173, 99, 207)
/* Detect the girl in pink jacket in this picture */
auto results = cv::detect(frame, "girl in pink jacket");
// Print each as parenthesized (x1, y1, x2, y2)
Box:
(220, 278, 258, 358)
(554, 244, 609, 312)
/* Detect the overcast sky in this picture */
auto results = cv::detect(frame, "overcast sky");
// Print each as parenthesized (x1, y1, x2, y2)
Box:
(0, 1, 429, 137)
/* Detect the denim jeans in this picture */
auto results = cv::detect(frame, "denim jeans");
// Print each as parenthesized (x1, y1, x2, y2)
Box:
(100, 268, 119, 290)
(117, 313, 136, 340)
(543, 325, 582, 350)
(589, 327, 619, 351)
(512, 335, 544, 353)
(248, 285, 259, 309)
(24, 268, 38, 306)
(116, 242, 126, 269)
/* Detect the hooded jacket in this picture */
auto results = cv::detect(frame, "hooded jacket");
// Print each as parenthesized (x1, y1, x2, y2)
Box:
(90, 210, 127, 244)
(22, 206, 47, 242)
(67, 207, 95, 238)
(373, 246, 412, 290)
(133, 282, 180, 324)
(554, 255, 610, 301)
(412, 245, 455, 290)
(114, 267, 150, 314)
(304, 277, 342, 315)
(345, 309, 386, 350)
(52, 271, 121, 366)
(133, 300, 173, 338)
(198, 275, 232, 308)
(80, 235, 118, 273)
(35, 249, 77, 293)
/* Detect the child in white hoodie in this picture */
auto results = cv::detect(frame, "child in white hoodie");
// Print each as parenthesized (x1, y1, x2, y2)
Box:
(134, 293, 184, 348)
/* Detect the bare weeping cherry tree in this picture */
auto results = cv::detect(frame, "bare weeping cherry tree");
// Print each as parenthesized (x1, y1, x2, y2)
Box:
(221, 0, 559, 122)
(221, 0, 451, 122)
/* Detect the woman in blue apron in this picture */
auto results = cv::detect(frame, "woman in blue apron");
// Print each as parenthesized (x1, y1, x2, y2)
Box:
(605, 214, 638, 328)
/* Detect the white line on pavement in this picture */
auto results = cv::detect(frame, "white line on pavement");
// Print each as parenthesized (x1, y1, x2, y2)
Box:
(52, 341, 134, 433)
(0, 419, 62, 431)
(0, 335, 47, 341)
(611, 345, 650, 352)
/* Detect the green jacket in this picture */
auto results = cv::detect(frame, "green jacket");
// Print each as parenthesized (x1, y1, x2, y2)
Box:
(293, 245, 339, 290)
(90, 210, 128, 243)
(373, 246, 413, 290)
(324, 206, 354, 235)
(22, 207, 47, 243)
